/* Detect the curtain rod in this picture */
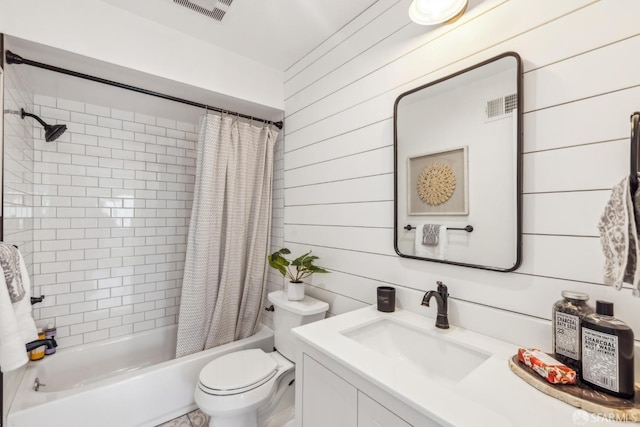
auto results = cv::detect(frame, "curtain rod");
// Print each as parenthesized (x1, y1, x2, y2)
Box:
(5, 50, 283, 130)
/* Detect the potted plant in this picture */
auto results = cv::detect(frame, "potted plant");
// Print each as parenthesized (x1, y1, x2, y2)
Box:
(268, 248, 329, 300)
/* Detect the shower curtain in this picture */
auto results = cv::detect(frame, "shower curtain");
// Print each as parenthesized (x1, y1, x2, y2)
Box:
(176, 113, 277, 357)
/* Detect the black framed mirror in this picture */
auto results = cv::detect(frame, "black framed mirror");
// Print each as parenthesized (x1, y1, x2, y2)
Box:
(394, 52, 522, 272)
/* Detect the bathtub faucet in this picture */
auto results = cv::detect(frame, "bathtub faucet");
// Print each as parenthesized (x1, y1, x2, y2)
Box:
(25, 338, 57, 353)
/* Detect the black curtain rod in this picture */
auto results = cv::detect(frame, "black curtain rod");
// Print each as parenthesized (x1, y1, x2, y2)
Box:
(5, 50, 283, 130)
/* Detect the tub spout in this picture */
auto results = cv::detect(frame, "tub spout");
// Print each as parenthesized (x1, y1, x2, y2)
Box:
(26, 338, 57, 353)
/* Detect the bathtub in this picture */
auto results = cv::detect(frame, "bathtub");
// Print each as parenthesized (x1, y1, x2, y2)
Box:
(7, 324, 274, 427)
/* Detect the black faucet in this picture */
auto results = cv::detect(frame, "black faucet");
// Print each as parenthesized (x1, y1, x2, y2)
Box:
(25, 338, 57, 353)
(421, 281, 449, 329)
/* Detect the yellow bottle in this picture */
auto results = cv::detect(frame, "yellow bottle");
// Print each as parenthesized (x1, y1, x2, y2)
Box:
(29, 329, 46, 361)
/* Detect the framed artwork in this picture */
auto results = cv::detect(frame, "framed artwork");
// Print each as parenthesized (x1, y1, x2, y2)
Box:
(407, 146, 468, 215)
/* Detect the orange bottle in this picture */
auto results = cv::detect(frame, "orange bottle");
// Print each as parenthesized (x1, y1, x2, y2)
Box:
(29, 329, 46, 361)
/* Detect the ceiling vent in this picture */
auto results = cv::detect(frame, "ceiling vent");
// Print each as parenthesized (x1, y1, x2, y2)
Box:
(173, 0, 233, 22)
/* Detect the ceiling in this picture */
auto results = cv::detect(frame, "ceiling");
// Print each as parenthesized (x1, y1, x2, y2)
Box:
(97, 0, 379, 71)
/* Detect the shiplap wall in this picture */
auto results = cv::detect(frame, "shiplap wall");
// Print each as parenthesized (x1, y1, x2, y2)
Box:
(280, 0, 640, 341)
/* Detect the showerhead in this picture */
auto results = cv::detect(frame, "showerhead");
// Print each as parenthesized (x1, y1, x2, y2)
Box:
(20, 108, 67, 142)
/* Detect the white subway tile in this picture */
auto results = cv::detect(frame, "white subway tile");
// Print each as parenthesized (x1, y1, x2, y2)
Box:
(41, 305, 70, 318)
(87, 187, 112, 197)
(110, 324, 133, 337)
(85, 125, 111, 137)
(98, 277, 122, 289)
(57, 335, 83, 348)
(110, 285, 134, 297)
(71, 259, 97, 271)
(98, 317, 121, 330)
(84, 285, 111, 301)
(70, 112, 98, 125)
(40, 106, 70, 121)
(144, 309, 165, 320)
(98, 117, 122, 129)
(122, 294, 145, 305)
(98, 257, 122, 269)
(72, 323, 98, 337)
(123, 313, 145, 325)
(97, 297, 121, 310)
(86, 146, 111, 158)
(72, 175, 99, 187)
(123, 121, 145, 132)
(70, 301, 97, 314)
(56, 292, 85, 305)
(84, 329, 109, 343)
(110, 130, 133, 141)
(71, 239, 98, 250)
(70, 280, 97, 293)
(84, 269, 111, 280)
(72, 133, 98, 146)
(110, 305, 133, 317)
(155, 316, 176, 327)
(84, 309, 110, 322)
(84, 248, 111, 259)
(156, 117, 176, 129)
(56, 313, 84, 327)
(57, 271, 85, 283)
(59, 186, 87, 197)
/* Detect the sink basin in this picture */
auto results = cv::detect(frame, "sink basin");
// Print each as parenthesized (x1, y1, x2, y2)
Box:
(342, 318, 489, 384)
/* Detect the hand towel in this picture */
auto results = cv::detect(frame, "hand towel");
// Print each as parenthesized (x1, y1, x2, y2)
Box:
(598, 175, 640, 290)
(422, 224, 440, 246)
(414, 224, 448, 260)
(0, 248, 38, 372)
(0, 243, 25, 303)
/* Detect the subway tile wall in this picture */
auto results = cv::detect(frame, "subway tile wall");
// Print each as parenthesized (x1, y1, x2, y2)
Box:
(3, 64, 35, 274)
(2, 60, 35, 426)
(31, 95, 198, 349)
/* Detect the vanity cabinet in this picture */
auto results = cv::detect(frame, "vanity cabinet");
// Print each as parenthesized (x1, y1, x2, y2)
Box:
(301, 354, 357, 427)
(300, 354, 425, 427)
(358, 392, 412, 427)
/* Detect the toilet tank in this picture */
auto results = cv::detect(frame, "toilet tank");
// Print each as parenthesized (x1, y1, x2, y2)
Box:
(267, 290, 329, 361)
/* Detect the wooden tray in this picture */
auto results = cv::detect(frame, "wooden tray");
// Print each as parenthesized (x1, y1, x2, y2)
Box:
(509, 355, 640, 423)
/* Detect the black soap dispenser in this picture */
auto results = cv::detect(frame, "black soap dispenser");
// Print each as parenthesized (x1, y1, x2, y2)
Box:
(580, 301, 635, 399)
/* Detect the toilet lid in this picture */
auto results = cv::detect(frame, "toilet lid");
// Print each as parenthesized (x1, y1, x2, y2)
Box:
(199, 349, 278, 393)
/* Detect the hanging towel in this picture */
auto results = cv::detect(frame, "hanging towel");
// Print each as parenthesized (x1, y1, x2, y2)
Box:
(598, 175, 640, 290)
(0, 248, 38, 372)
(414, 224, 448, 260)
(422, 224, 440, 246)
(0, 243, 25, 303)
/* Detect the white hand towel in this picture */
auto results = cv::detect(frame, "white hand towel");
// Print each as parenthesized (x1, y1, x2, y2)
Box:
(414, 224, 448, 260)
(0, 249, 38, 372)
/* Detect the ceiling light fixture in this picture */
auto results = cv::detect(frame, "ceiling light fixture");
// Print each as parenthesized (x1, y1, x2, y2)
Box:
(409, 0, 468, 25)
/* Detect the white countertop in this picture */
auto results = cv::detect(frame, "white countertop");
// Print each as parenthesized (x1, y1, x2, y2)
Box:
(292, 306, 631, 427)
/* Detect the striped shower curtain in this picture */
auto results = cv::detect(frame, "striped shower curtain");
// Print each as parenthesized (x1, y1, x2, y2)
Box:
(176, 113, 277, 357)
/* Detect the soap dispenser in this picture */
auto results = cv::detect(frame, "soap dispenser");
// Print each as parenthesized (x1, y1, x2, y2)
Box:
(580, 301, 634, 399)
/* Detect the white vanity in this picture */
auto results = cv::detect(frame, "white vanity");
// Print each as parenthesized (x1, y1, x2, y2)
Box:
(292, 304, 631, 427)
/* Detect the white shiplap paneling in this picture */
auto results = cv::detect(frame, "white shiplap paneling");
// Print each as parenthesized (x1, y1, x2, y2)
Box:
(282, 0, 640, 344)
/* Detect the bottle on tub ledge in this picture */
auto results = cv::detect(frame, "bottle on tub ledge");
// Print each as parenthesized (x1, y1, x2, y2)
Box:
(44, 323, 57, 355)
(580, 301, 634, 399)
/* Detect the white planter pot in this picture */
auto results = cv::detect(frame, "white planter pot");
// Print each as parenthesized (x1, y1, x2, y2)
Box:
(287, 281, 305, 301)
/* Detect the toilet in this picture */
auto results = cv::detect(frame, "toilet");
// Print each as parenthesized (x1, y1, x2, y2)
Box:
(194, 290, 329, 427)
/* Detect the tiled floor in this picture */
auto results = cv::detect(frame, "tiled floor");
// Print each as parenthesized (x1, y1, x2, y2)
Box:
(156, 409, 209, 427)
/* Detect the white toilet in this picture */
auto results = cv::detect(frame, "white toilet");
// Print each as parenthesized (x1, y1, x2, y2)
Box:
(194, 290, 329, 427)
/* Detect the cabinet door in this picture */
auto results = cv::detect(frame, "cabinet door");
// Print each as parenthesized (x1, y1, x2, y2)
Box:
(358, 392, 414, 427)
(302, 354, 357, 427)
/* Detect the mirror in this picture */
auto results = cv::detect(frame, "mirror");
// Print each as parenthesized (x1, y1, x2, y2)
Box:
(394, 52, 522, 271)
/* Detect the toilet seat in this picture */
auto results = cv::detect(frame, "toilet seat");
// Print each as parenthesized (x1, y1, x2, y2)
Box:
(198, 349, 279, 396)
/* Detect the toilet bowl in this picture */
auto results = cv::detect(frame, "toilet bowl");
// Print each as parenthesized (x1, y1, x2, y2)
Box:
(194, 291, 329, 427)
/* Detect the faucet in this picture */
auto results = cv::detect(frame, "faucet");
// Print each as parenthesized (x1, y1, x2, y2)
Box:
(421, 281, 449, 329)
(25, 338, 57, 353)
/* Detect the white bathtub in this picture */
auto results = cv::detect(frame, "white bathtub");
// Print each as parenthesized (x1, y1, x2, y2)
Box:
(7, 324, 274, 427)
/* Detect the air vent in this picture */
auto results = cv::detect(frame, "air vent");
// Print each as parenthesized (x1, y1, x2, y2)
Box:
(485, 93, 517, 120)
(173, 0, 233, 22)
